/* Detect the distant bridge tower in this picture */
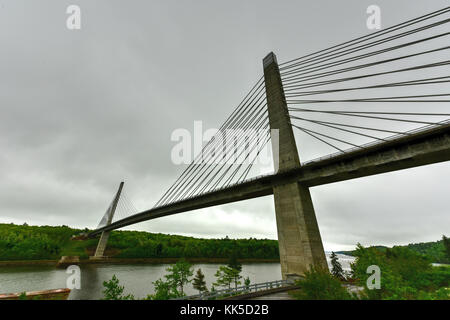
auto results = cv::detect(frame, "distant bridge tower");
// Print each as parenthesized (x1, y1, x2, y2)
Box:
(263, 53, 328, 280)
(91, 181, 124, 259)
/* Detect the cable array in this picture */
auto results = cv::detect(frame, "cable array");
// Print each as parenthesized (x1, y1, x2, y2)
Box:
(279, 6, 450, 159)
(112, 189, 140, 223)
(154, 77, 272, 208)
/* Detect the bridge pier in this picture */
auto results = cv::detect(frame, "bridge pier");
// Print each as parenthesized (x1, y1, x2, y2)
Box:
(91, 182, 124, 260)
(93, 231, 111, 258)
(263, 53, 327, 279)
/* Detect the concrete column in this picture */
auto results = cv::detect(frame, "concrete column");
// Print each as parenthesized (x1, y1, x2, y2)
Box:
(93, 231, 111, 257)
(263, 52, 327, 279)
(93, 182, 124, 258)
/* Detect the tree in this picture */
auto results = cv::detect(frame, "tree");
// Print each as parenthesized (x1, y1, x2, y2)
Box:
(229, 268, 242, 289)
(102, 275, 134, 300)
(227, 254, 242, 271)
(349, 244, 449, 300)
(292, 267, 354, 300)
(156, 243, 163, 256)
(210, 285, 217, 295)
(244, 277, 251, 293)
(443, 235, 450, 262)
(147, 279, 180, 300)
(192, 268, 208, 294)
(165, 259, 193, 295)
(330, 252, 345, 280)
(214, 266, 234, 289)
(227, 254, 243, 289)
(18, 292, 28, 300)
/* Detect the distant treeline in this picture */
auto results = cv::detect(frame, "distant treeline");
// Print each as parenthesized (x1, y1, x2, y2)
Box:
(337, 236, 450, 264)
(1, 223, 448, 263)
(0, 223, 279, 261)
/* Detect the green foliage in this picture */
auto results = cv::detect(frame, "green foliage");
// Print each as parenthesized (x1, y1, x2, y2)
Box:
(443, 235, 450, 262)
(214, 266, 235, 289)
(293, 245, 450, 301)
(330, 252, 345, 280)
(102, 275, 134, 300)
(146, 279, 180, 300)
(227, 253, 242, 271)
(228, 268, 242, 289)
(227, 254, 243, 289)
(0, 223, 87, 260)
(192, 268, 208, 294)
(338, 236, 449, 264)
(147, 259, 193, 300)
(405, 237, 449, 264)
(292, 267, 354, 300)
(351, 244, 450, 300)
(165, 259, 193, 295)
(18, 292, 27, 300)
(111, 231, 279, 260)
(416, 287, 450, 300)
(243, 277, 251, 293)
(0, 223, 280, 261)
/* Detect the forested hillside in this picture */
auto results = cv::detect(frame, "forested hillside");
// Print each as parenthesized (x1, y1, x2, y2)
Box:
(337, 237, 450, 264)
(405, 238, 450, 264)
(0, 223, 279, 261)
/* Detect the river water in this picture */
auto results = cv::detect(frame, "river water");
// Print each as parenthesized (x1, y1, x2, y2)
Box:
(0, 254, 355, 300)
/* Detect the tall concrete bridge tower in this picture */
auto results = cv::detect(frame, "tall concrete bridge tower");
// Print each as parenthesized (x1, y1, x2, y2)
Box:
(263, 52, 328, 279)
(91, 181, 124, 259)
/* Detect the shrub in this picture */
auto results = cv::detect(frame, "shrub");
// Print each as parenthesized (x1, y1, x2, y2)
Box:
(102, 275, 134, 300)
(351, 244, 450, 300)
(292, 267, 355, 300)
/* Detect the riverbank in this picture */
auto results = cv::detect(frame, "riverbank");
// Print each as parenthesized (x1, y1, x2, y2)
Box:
(0, 288, 71, 300)
(0, 257, 280, 267)
(0, 260, 58, 266)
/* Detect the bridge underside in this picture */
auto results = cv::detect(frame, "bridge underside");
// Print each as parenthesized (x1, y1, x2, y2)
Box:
(90, 123, 450, 237)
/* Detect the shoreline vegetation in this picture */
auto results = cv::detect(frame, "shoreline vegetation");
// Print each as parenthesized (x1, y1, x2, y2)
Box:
(0, 223, 279, 263)
(336, 237, 450, 264)
(1, 223, 448, 300)
(102, 257, 253, 300)
(1, 223, 449, 266)
(101, 244, 450, 300)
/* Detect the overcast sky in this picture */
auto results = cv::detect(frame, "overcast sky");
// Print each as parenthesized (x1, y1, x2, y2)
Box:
(0, 0, 449, 251)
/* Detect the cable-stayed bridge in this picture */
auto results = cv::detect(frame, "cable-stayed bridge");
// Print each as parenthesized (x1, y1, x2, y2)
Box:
(88, 7, 450, 280)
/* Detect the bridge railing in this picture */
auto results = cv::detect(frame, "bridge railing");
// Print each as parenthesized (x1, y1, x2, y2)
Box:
(171, 279, 290, 300)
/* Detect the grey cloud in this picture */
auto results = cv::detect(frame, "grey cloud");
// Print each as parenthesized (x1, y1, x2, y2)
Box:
(0, 0, 449, 251)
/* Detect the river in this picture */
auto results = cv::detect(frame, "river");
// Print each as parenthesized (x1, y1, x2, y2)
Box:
(0, 254, 355, 300)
